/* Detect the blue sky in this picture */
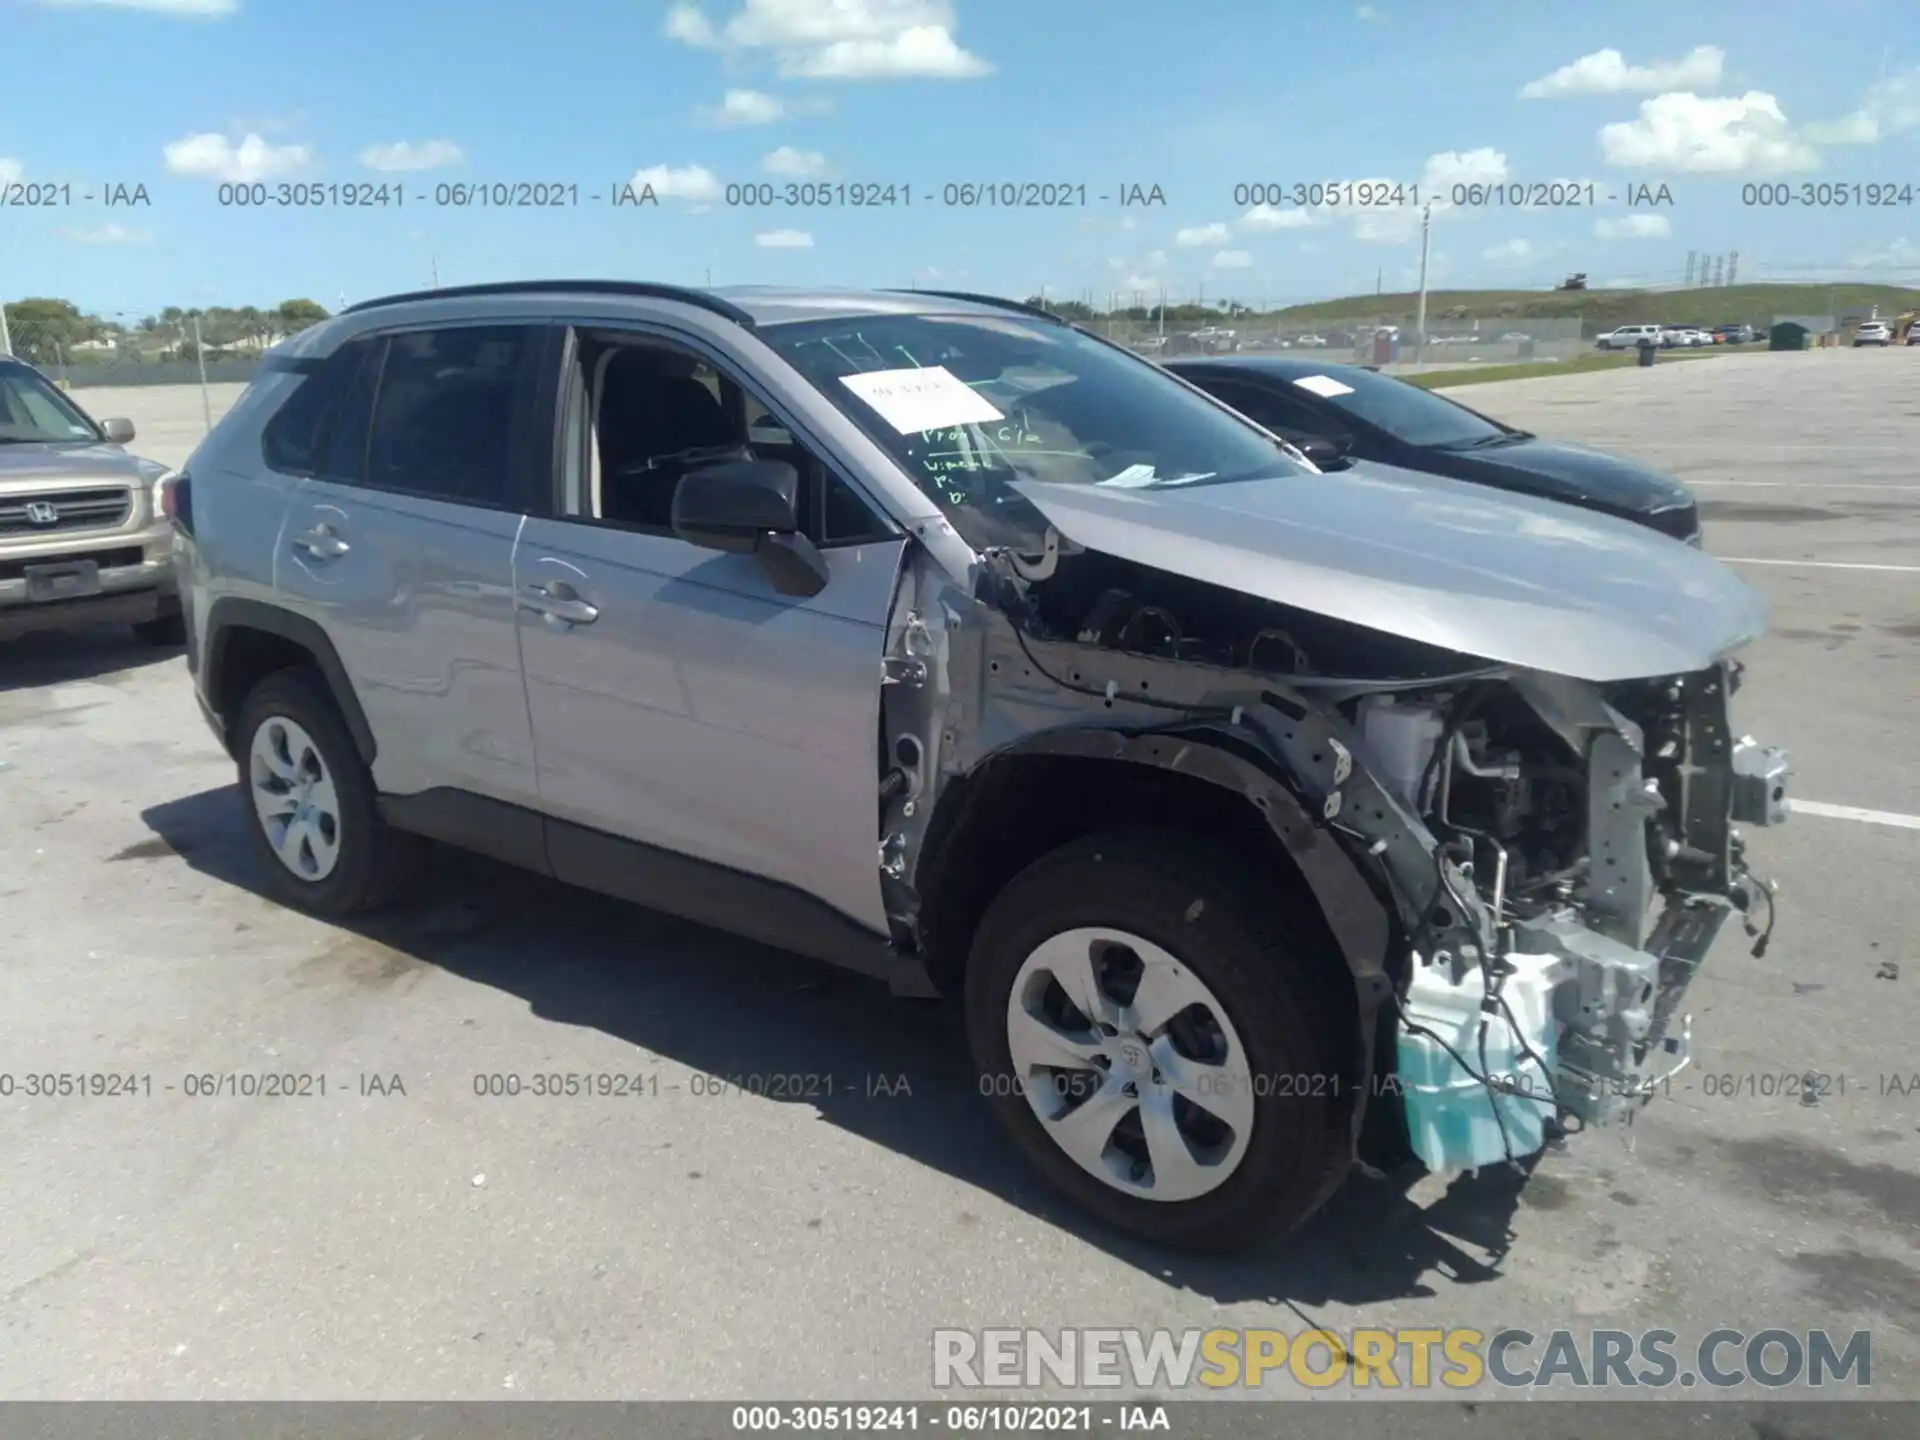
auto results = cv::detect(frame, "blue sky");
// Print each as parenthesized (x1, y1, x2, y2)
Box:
(2, 0, 1918, 319)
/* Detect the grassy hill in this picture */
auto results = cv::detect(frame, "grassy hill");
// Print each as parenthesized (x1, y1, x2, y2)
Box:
(1273, 282, 1920, 333)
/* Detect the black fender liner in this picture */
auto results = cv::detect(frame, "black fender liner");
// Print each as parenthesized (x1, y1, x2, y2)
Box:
(955, 723, 1400, 1153)
(201, 596, 377, 768)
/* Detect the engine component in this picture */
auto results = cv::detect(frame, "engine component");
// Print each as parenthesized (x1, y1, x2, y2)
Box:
(1730, 737, 1792, 826)
(1355, 695, 1446, 811)
(1395, 949, 1562, 1173)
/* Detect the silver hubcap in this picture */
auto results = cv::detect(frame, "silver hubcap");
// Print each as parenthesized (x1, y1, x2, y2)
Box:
(248, 715, 342, 882)
(1005, 928, 1256, 1203)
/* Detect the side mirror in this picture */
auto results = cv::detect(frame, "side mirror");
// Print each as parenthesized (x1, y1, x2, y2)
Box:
(100, 416, 136, 444)
(1286, 433, 1347, 469)
(670, 458, 829, 599)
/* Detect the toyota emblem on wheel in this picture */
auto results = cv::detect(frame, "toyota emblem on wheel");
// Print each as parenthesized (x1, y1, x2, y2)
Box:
(24, 501, 60, 526)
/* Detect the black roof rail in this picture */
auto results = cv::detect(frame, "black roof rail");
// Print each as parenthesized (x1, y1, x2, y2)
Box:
(885, 288, 1068, 324)
(340, 280, 756, 328)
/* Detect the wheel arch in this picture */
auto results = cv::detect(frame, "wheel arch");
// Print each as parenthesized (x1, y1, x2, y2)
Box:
(202, 597, 375, 767)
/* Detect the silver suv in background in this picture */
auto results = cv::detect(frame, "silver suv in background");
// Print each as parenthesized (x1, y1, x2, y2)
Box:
(0, 356, 184, 645)
(173, 282, 1791, 1252)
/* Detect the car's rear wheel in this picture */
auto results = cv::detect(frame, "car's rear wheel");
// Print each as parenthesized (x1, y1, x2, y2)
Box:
(234, 668, 420, 917)
(965, 829, 1355, 1253)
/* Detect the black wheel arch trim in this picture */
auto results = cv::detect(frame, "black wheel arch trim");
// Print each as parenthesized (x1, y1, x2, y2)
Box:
(201, 596, 377, 767)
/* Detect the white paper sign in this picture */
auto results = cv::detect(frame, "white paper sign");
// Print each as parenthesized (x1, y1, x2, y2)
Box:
(839, 365, 1004, 434)
(1292, 374, 1355, 398)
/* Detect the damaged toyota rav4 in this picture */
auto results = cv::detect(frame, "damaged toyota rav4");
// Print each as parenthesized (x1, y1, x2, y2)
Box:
(177, 283, 1791, 1253)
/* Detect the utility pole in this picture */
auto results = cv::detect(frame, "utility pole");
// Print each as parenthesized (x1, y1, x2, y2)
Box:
(1413, 201, 1432, 364)
(1685, 251, 1697, 287)
(1710, 254, 1724, 287)
(1376, 266, 1382, 296)
(0, 299, 10, 356)
(1726, 251, 1739, 285)
(430, 254, 440, 289)
(1158, 285, 1166, 338)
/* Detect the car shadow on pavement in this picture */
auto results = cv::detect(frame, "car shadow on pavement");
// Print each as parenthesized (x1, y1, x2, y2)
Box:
(0, 624, 182, 692)
(142, 783, 1531, 1310)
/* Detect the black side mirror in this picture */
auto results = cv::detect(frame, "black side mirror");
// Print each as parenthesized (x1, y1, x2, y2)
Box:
(1286, 433, 1346, 469)
(670, 458, 830, 599)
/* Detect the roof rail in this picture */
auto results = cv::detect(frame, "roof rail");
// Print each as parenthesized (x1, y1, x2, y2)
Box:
(340, 280, 757, 328)
(885, 288, 1067, 324)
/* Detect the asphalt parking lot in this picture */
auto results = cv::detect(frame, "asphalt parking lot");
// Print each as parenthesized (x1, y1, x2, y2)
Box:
(1, 351, 1916, 1404)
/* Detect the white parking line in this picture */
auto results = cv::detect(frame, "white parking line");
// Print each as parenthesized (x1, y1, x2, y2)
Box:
(1693, 480, 1920, 490)
(1721, 557, 1920, 573)
(1793, 800, 1920, 831)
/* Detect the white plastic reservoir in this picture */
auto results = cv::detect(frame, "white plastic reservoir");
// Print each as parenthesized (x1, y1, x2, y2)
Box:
(1395, 951, 1561, 1173)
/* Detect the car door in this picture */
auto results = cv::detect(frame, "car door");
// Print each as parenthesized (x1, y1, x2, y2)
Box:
(274, 321, 547, 814)
(514, 323, 908, 944)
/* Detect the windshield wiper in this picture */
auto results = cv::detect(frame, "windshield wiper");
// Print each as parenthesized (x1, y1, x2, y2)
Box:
(1444, 430, 1530, 451)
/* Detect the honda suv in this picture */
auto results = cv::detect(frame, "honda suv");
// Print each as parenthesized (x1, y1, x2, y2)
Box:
(0, 355, 184, 645)
(174, 282, 1791, 1251)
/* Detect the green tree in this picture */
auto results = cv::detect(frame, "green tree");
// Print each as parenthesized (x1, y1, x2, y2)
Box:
(275, 298, 330, 335)
(4, 297, 88, 365)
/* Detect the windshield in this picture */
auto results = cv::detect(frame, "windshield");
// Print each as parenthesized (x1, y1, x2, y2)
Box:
(1293, 366, 1513, 450)
(0, 363, 102, 445)
(760, 312, 1308, 550)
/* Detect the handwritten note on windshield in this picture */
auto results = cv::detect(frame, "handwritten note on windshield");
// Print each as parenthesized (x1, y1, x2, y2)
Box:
(1291, 374, 1355, 399)
(840, 366, 1004, 434)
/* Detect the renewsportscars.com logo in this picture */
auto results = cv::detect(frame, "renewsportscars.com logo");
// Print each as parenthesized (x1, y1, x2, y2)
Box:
(932, 1327, 1873, 1392)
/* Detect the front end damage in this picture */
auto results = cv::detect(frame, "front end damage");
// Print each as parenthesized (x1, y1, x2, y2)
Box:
(874, 527, 1790, 1175)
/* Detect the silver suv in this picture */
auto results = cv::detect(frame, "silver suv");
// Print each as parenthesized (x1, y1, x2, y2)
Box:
(0, 355, 184, 645)
(175, 281, 1791, 1251)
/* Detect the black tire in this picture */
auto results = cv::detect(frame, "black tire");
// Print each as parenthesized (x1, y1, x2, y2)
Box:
(965, 829, 1355, 1253)
(131, 611, 186, 647)
(233, 667, 421, 918)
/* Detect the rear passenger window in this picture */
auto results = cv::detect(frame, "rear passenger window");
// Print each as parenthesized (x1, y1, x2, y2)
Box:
(363, 326, 533, 507)
(260, 339, 374, 476)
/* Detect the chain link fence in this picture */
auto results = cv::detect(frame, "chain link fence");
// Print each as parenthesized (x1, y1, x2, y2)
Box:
(1099, 313, 1590, 366)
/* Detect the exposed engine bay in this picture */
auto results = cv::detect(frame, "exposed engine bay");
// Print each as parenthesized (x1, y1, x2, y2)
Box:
(881, 535, 1792, 1174)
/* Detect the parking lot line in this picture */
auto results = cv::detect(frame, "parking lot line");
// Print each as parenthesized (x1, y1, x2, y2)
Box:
(1692, 480, 1920, 491)
(1721, 557, 1920, 573)
(1792, 799, 1920, 830)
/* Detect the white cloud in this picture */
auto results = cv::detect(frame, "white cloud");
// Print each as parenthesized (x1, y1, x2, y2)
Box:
(1850, 237, 1918, 268)
(1422, 146, 1509, 189)
(1805, 71, 1920, 145)
(630, 163, 723, 202)
(1212, 250, 1253, 269)
(0, 158, 22, 186)
(666, 0, 992, 79)
(1175, 222, 1232, 247)
(1482, 238, 1533, 262)
(755, 228, 814, 247)
(1147, 249, 1167, 267)
(32, 0, 235, 13)
(702, 89, 787, 125)
(762, 145, 829, 177)
(1594, 213, 1672, 239)
(56, 223, 152, 245)
(1600, 91, 1819, 174)
(1351, 206, 1426, 244)
(359, 140, 464, 172)
(1355, 5, 1382, 21)
(163, 132, 313, 182)
(1520, 45, 1724, 99)
(1238, 202, 1321, 232)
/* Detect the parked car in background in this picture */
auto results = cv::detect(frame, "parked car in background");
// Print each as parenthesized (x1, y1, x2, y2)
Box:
(1854, 321, 1892, 347)
(0, 355, 184, 645)
(172, 280, 1786, 1252)
(1499, 331, 1531, 342)
(1709, 323, 1757, 345)
(1295, 333, 1327, 348)
(1165, 354, 1702, 542)
(1906, 325, 1920, 346)
(1596, 324, 1662, 350)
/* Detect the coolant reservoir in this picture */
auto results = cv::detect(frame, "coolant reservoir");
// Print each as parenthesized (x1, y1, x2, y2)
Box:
(1356, 696, 1446, 809)
(1396, 951, 1560, 1174)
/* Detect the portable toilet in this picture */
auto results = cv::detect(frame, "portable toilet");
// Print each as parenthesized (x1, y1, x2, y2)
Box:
(1768, 320, 1811, 351)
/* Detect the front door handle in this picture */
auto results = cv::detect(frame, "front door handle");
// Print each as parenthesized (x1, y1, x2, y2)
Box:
(521, 581, 600, 627)
(292, 525, 350, 560)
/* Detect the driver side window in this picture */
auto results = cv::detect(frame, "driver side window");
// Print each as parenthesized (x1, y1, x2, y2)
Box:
(565, 333, 891, 546)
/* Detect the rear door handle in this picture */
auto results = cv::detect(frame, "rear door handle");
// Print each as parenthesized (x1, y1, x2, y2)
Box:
(521, 581, 599, 627)
(292, 525, 350, 560)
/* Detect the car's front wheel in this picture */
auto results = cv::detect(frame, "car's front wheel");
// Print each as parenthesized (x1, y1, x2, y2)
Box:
(966, 830, 1355, 1253)
(234, 668, 421, 917)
